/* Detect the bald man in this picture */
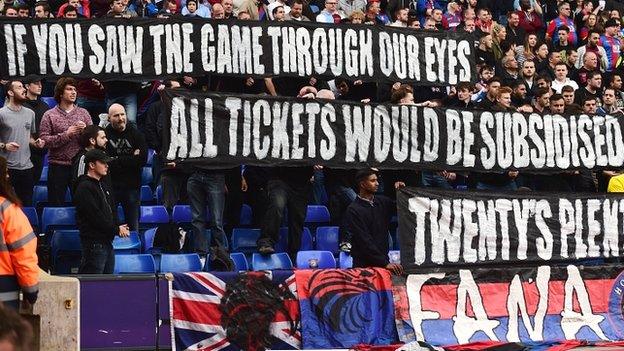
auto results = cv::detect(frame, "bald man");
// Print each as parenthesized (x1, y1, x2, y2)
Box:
(104, 103, 147, 232)
(212, 3, 224, 18)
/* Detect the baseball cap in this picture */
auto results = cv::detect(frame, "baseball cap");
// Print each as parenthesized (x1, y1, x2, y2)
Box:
(84, 149, 112, 164)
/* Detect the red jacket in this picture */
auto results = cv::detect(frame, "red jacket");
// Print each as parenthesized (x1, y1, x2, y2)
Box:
(516, 10, 543, 34)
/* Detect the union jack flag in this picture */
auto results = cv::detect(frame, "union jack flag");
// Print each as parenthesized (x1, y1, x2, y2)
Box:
(170, 271, 301, 351)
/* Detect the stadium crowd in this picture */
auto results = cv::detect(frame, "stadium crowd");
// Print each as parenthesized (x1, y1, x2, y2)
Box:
(1, 0, 624, 275)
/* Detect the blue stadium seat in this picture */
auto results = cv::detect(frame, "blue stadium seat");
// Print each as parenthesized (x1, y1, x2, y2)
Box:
(251, 253, 293, 271)
(231, 228, 261, 254)
(230, 252, 249, 271)
(315, 226, 339, 254)
(139, 206, 169, 228)
(141, 167, 153, 186)
(41, 96, 57, 109)
(172, 205, 192, 224)
(112, 232, 142, 254)
(22, 207, 38, 232)
(114, 254, 156, 274)
(155, 185, 163, 205)
(339, 252, 353, 269)
(140, 185, 154, 204)
(388, 250, 400, 264)
(147, 149, 155, 166)
(39, 166, 48, 184)
(305, 205, 330, 225)
(276, 227, 313, 252)
(32, 186, 47, 207)
(159, 254, 202, 273)
(50, 229, 81, 274)
(296, 250, 336, 269)
(41, 207, 76, 235)
(239, 204, 252, 226)
(143, 227, 157, 253)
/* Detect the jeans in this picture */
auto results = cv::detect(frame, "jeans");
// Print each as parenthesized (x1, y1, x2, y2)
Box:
(187, 171, 227, 254)
(8, 168, 34, 206)
(106, 93, 138, 124)
(77, 97, 107, 126)
(161, 170, 189, 211)
(114, 187, 140, 231)
(328, 184, 356, 243)
(311, 169, 328, 205)
(421, 171, 453, 189)
(78, 241, 114, 274)
(47, 164, 72, 206)
(258, 179, 310, 258)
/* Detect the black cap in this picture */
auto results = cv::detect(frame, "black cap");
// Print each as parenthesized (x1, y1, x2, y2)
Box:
(21, 75, 43, 84)
(605, 19, 620, 28)
(84, 149, 112, 164)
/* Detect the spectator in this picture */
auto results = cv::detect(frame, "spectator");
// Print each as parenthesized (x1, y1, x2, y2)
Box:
(74, 149, 129, 274)
(476, 33, 496, 67)
(342, 169, 402, 274)
(0, 80, 45, 206)
(423, 16, 437, 30)
(39, 78, 92, 205)
(222, 0, 235, 18)
(477, 77, 501, 110)
(130, 0, 158, 17)
(511, 80, 531, 107)
(493, 86, 515, 111)
(256, 165, 313, 258)
(552, 25, 573, 55)
(17, 3, 30, 17)
(33, 1, 52, 18)
(581, 95, 598, 114)
(447, 82, 475, 109)
(58, 0, 90, 17)
(0, 155, 39, 310)
(516, 0, 543, 34)
(500, 55, 520, 86)
(212, 3, 225, 18)
(475, 8, 493, 34)
(364, 1, 386, 25)
(551, 62, 579, 93)
(3, 7, 18, 16)
(388, 8, 407, 27)
(520, 59, 537, 96)
(609, 72, 624, 107)
(539, 50, 561, 79)
(272, 5, 285, 20)
(549, 93, 566, 114)
(104, 103, 146, 232)
(430, 8, 447, 30)
(546, 2, 578, 46)
(579, 13, 599, 45)
(532, 87, 551, 114)
(443, 1, 461, 29)
(316, 0, 343, 23)
(598, 87, 623, 116)
(284, 0, 308, 21)
(506, 11, 525, 45)
(62, 5, 79, 18)
(71, 125, 107, 187)
(337, 0, 365, 17)
(600, 18, 622, 71)
(576, 30, 609, 72)
(575, 51, 601, 86)
(575, 70, 602, 105)
(22, 76, 49, 185)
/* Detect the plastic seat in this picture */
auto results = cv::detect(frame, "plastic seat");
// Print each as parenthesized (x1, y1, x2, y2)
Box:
(140, 185, 154, 204)
(251, 253, 293, 271)
(276, 227, 313, 252)
(147, 149, 155, 166)
(39, 166, 48, 184)
(32, 186, 47, 207)
(22, 207, 38, 232)
(114, 254, 156, 274)
(112, 232, 142, 254)
(139, 206, 169, 228)
(239, 204, 252, 226)
(231, 228, 261, 254)
(296, 250, 336, 269)
(172, 205, 192, 224)
(155, 185, 163, 205)
(50, 230, 81, 274)
(41, 207, 76, 235)
(159, 253, 202, 273)
(339, 252, 353, 269)
(141, 167, 153, 186)
(316, 226, 339, 254)
(41, 96, 57, 109)
(304, 205, 330, 224)
(143, 227, 158, 253)
(203, 252, 249, 272)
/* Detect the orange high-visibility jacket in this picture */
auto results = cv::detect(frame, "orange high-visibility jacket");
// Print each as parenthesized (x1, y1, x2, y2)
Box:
(0, 197, 39, 304)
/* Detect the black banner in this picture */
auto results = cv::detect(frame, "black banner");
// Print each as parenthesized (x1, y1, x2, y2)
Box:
(162, 90, 624, 171)
(397, 187, 624, 271)
(0, 18, 475, 85)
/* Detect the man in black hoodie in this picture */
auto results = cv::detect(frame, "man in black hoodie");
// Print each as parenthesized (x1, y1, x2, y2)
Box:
(75, 149, 129, 274)
(105, 103, 147, 232)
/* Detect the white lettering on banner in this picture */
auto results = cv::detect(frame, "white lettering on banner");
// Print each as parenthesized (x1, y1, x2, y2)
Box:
(404, 265, 607, 343)
(167, 97, 189, 160)
(406, 195, 624, 265)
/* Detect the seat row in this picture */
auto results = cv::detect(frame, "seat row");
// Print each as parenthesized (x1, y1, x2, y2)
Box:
(105, 250, 401, 274)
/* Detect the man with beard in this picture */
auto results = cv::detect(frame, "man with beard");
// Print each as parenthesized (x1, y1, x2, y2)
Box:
(21, 75, 49, 184)
(576, 30, 609, 72)
(71, 125, 108, 187)
(0, 81, 45, 205)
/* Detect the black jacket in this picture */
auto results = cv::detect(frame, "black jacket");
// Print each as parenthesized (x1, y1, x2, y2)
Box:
(105, 125, 148, 189)
(343, 195, 394, 268)
(74, 175, 119, 244)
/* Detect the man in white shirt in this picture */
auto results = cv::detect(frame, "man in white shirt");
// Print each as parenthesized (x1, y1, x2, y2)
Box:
(316, 0, 344, 23)
(388, 8, 407, 27)
(551, 62, 579, 93)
